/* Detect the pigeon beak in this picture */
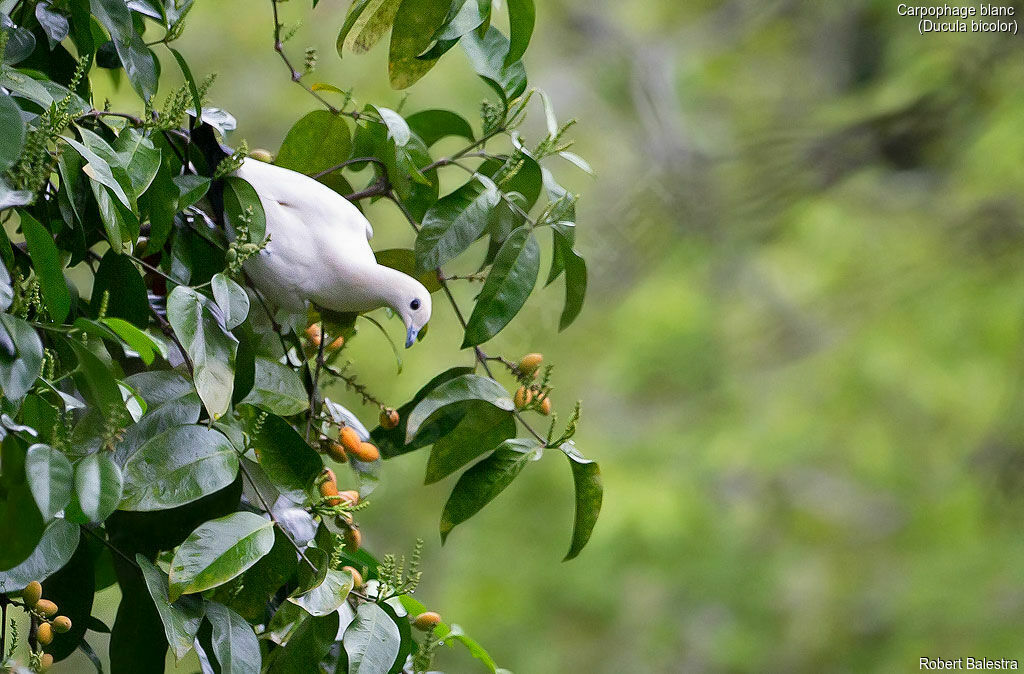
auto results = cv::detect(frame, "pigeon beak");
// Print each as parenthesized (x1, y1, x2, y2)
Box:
(405, 326, 418, 348)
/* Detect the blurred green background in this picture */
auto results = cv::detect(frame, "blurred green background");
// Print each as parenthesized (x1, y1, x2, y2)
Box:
(46, 0, 1024, 671)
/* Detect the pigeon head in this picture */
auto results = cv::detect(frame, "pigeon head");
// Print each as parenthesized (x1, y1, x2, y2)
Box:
(379, 270, 432, 347)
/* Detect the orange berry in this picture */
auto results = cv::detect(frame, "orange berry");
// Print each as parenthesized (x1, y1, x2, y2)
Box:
(342, 565, 363, 588)
(518, 353, 543, 376)
(321, 467, 337, 484)
(36, 622, 53, 645)
(338, 490, 360, 506)
(52, 616, 72, 633)
(352, 442, 380, 463)
(412, 612, 442, 631)
(540, 397, 552, 415)
(40, 653, 54, 671)
(339, 426, 362, 454)
(35, 599, 58, 617)
(514, 386, 533, 410)
(327, 335, 345, 352)
(379, 408, 400, 429)
(319, 480, 341, 506)
(21, 581, 42, 607)
(343, 526, 362, 552)
(327, 441, 348, 463)
(305, 324, 322, 346)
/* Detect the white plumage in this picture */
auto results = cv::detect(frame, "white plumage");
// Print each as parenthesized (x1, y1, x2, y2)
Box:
(232, 158, 431, 347)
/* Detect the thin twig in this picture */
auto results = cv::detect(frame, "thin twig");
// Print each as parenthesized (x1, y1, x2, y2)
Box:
(311, 157, 387, 179)
(237, 460, 319, 575)
(305, 319, 326, 441)
(81, 525, 138, 568)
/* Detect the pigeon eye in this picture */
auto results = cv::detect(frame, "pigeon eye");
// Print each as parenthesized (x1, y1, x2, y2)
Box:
(410, 299, 421, 310)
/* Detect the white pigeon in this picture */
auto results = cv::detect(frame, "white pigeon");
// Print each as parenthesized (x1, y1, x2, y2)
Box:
(232, 158, 431, 347)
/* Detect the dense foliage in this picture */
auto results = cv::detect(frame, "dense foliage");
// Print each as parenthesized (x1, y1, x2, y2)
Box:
(0, 0, 601, 671)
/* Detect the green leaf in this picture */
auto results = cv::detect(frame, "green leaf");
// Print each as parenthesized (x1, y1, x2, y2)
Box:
(168, 511, 275, 601)
(113, 128, 162, 197)
(20, 211, 70, 323)
(562, 442, 602, 561)
(266, 610, 339, 673)
(553, 229, 586, 330)
(440, 438, 540, 541)
(416, 175, 500, 270)
(504, 0, 535, 65)
(240, 357, 309, 417)
(405, 109, 475, 147)
(0, 436, 47, 572)
(343, 602, 402, 674)
(67, 451, 123, 524)
(35, 2, 70, 48)
(388, 0, 451, 89)
(212, 273, 250, 330)
(248, 412, 322, 503)
(461, 26, 527, 105)
(61, 135, 132, 209)
(117, 371, 202, 464)
(0, 314, 42, 401)
(462, 226, 539, 347)
(121, 425, 240, 511)
(338, 0, 401, 55)
(208, 527, 296, 623)
(405, 374, 513, 442)
(68, 337, 128, 417)
(0, 518, 79, 592)
(371, 366, 474, 457)
(275, 110, 352, 176)
(25, 444, 74, 521)
(91, 251, 150, 327)
(206, 601, 261, 674)
(223, 176, 266, 242)
(89, 0, 159, 100)
(169, 46, 203, 121)
(100, 317, 166, 365)
(424, 404, 516, 484)
(138, 555, 206, 660)
(288, 567, 353, 617)
(375, 248, 441, 293)
(0, 92, 24, 171)
(174, 174, 211, 211)
(168, 286, 238, 420)
(374, 106, 411, 146)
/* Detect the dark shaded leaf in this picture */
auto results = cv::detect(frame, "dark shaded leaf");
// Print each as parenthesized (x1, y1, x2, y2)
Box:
(440, 438, 540, 541)
(90, 0, 159, 100)
(562, 442, 602, 560)
(266, 610, 339, 673)
(405, 109, 474, 147)
(222, 176, 266, 242)
(405, 373, 513, 442)
(35, 2, 71, 49)
(206, 601, 261, 674)
(20, 211, 70, 322)
(40, 533, 94, 663)
(424, 404, 515, 484)
(90, 251, 149, 328)
(0, 92, 25, 171)
(370, 367, 474, 457)
(462, 226, 539, 347)
(138, 555, 206, 660)
(415, 175, 500, 270)
(248, 412, 322, 503)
